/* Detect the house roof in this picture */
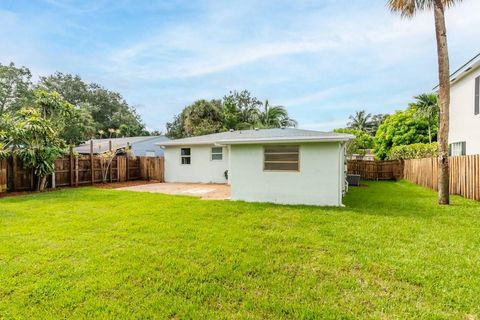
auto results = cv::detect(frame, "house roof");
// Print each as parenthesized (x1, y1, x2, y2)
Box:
(159, 128, 353, 146)
(75, 136, 169, 154)
(433, 52, 480, 89)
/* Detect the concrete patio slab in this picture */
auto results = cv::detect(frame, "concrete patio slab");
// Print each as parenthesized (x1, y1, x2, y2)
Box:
(115, 182, 230, 200)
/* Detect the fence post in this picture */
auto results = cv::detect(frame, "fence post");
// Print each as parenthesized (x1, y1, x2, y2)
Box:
(75, 155, 79, 187)
(109, 140, 113, 183)
(90, 140, 94, 185)
(69, 147, 74, 187)
(12, 155, 17, 192)
(126, 142, 130, 181)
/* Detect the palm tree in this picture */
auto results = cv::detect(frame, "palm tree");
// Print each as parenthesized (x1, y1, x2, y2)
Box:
(347, 110, 372, 132)
(388, 0, 462, 205)
(410, 93, 439, 143)
(258, 100, 297, 128)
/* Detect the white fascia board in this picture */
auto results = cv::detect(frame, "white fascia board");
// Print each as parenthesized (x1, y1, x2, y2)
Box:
(216, 136, 354, 145)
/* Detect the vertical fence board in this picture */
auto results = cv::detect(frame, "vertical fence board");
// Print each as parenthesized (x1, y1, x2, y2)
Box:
(0, 160, 7, 193)
(0, 155, 164, 193)
(403, 155, 480, 201)
(347, 160, 403, 181)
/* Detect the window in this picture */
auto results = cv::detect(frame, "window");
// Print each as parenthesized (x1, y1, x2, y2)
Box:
(211, 147, 223, 160)
(264, 145, 299, 171)
(475, 76, 479, 115)
(449, 142, 466, 156)
(181, 148, 191, 164)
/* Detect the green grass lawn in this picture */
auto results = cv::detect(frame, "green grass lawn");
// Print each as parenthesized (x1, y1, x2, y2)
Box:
(1, 181, 480, 319)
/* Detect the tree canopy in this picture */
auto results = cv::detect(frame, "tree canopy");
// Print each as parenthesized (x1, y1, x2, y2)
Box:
(166, 90, 297, 138)
(334, 128, 374, 156)
(0, 64, 149, 146)
(374, 106, 436, 160)
(0, 90, 74, 191)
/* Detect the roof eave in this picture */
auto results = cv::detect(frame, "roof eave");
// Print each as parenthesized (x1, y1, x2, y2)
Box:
(217, 136, 353, 145)
(158, 136, 353, 147)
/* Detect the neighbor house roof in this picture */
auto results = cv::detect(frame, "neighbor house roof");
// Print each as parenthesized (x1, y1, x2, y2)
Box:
(159, 128, 353, 146)
(75, 136, 169, 154)
(433, 52, 480, 89)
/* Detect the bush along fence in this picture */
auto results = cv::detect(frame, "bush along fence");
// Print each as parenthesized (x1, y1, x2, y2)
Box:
(0, 155, 164, 193)
(403, 155, 480, 201)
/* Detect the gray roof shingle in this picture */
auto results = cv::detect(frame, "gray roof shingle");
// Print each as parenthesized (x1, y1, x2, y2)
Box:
(75, 136, 169, 154)
(159, 128, 353, 146)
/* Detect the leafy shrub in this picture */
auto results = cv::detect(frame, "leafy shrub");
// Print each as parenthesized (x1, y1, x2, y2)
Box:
(334, 128, 374, 156)
(374, 107, 435, 160)
(387, 142, 438, 160)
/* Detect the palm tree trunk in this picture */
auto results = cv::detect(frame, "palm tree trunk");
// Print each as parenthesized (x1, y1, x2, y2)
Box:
(434, 0, 450, 205)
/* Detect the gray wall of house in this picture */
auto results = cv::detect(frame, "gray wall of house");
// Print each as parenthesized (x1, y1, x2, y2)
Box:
(132, 137, 169, 157)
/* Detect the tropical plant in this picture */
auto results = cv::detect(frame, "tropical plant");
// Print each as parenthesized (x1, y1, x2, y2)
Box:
(347, 110, 372, 132)
(166, 90, 297, 138)
(0, 90, 74, 191)
(388, 0, 461, 204)
(387, 142, 438, 160)
(410, 93, 439, 143)
(257, 100, 297, 128)
(374, 107, 434, 160)
(334, 128, 374, 156)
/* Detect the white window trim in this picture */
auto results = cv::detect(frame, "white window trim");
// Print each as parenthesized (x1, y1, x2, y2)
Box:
(263, 145, 300, 172)
(211, 147, 223, 161)
(450, 141, 466, 156)
(180, 147, 191, 165)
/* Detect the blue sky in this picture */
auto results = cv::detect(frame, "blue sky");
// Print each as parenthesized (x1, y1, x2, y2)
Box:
(0, 0, 479, 132)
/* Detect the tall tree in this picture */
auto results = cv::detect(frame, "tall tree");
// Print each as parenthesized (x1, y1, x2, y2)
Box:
(166, 100, 224, 138)
(223, 90, 262, 128)
(38, 73, 147, 140)
(388, 0, 461, 204)
(347, 110, 372, 132)
(410, 93, 439, 143)
(0, 63, 33, 115)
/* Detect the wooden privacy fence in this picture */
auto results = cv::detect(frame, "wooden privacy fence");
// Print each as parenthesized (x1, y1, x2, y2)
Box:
(404, 155, 480, 201)
(0, 155, 164, 193)
(0, 160, 7, 193)
(347, 160, 404, 180)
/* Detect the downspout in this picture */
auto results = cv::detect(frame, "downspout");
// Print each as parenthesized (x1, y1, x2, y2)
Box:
(338, 142, 347, 207)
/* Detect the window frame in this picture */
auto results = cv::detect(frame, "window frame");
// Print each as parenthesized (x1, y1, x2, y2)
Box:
(180, 147, 191, 165)
(211, 147, 223, 161)
(263, 145, 300, 172)
(475, 75, 479, 115)
(449, 141, 466, 156)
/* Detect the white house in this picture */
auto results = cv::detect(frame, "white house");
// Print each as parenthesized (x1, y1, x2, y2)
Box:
(159, 128, 353, 206)
(445, 53, 480, 155)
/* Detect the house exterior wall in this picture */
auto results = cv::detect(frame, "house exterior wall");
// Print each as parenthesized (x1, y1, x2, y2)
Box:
(449, 65, 480, 155)
(229, 142, 346, 206)
(164, 145, 229, 184)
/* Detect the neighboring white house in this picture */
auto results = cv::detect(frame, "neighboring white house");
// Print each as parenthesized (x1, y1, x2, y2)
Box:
(445, 53, 480, 156)
(159, 128, 353, 206)
(75, 136, 170, 157)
